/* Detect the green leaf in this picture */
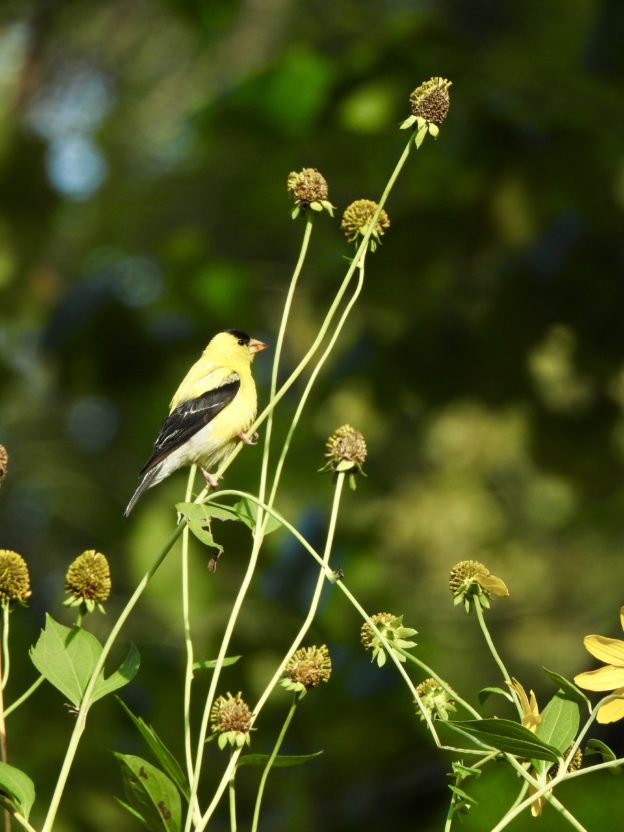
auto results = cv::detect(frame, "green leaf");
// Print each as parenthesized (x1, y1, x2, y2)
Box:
(29, 615, 139, 709)
(585, 739, 617, 764)
(415, 124, 428, 149)
(0, 762, 35, 820)
(232, 498, 283, 535)
(115, 754, 181, 832)
(30, 615, 100, 706)
(117, 699, 189, 800)
(92, 643, 141, 703)
(193, 656, 242, 671)
(542, 668, 591, 710)
(115, 798, 151, 829)
(536, 692, 580, 755)
(446, 719, 560, 762)
(236, 751, 323, 768)
(448, 785, 477, 804)
(478, 686, 514, 705)
(175, 503, 235, 555)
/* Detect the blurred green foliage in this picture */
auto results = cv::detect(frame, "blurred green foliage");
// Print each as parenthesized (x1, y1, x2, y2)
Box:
(1, 0, 624, 829)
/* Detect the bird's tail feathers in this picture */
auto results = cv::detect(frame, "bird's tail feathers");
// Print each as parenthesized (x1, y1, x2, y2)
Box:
(124, 467, 161, 518)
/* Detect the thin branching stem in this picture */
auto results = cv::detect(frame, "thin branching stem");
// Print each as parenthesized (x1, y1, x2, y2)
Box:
(196, 475, 346, 831)
(41, 522, 185, 832)
(474, 603, 522, 718)
(4, 675, 45, 718)
(251, 693, 299, 832)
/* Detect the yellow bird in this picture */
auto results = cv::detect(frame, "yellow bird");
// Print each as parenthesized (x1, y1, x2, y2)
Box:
(124, 329, 268, 516)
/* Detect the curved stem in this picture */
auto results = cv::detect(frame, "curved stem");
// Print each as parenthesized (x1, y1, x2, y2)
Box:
(194, 134, 414, 504)
(196, 475, 346, 831)
(266, 248, 367, 513)
(182, 219, 314, 832)
(12, 815, 36, 832)
(474, 603, 522, 719)
(251, 695, 299, 832)
(181, 465, 201, 824)
(4, 675, 45, 718)
(41, 523, 185, 832)
(398, 648, 480, 718)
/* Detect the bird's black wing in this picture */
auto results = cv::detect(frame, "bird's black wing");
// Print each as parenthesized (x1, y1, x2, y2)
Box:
(139, 375, 240, 475)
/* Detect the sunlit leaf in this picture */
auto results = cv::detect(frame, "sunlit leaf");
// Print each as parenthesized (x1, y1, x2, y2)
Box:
(446, 719, 559, 762)
(0, 762, 35, 820)
(536, 692, 579, 755)
(115, 754, 181, 832)
(193, 656, 242, 671)
(117, 699, 189, 799)
(236, 751, 323, 768)
(542, 668, 590, 710)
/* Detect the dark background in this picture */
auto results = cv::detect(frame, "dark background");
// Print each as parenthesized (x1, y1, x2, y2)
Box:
(1, 0, 624, 829)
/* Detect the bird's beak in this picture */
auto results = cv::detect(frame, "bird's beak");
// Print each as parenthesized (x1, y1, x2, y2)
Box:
(248, 338, 269, 354)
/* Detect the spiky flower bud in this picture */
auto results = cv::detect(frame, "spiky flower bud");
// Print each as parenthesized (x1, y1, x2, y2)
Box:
(0, 445, 8, 482)
(409, 77, 452, 125)
(340, 199, 390, 252)
(210, 692, 253, 750)
(360, 612, 417, 668)
(449, 559, 509, 613)
(320, 424, 368, 489)
(64, 550, 111, 613)
(400, 77, 452, 146)
(287, 168, 335, 219)
(281, 645, 332, 695)
(0, 550, 31, 605)
(414, 678, 456, 721)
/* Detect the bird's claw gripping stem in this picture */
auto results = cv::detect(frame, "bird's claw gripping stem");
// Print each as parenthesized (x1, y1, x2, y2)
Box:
(238, 431, 259, 446)
(200, 468, 219, 488)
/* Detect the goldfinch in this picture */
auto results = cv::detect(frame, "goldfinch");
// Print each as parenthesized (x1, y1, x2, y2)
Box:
(124, 329, 268, 517)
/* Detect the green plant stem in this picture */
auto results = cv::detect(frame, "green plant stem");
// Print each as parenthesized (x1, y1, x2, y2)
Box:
(559, 692, 624, 777)
(473, 603, 522, 719)
(228, 754, 237, 832)
(193, 133, 414, 506)
(182, 217, 315, 832)
(251, 694, 299, 832)
(0, 605, 10, 832)
(41, 522, 185, 832)
(11, 816, 36, 832)
(196, 475, 346, 831)
(259, 213, 314, 506)
(265, 247, 367, 516)
(181, 465, 201, 826)
(2, 604, 9, 689)
(4, 675, 45, 718)
(209, 490, 452, 750)
(398, 648, 480, 719)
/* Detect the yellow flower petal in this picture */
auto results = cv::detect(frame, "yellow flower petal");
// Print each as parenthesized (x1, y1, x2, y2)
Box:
(583, 634, 624, 666)
(620, 607, 624, 635)
(476, 574, 509, 597)
(574, 665, 624, 691)
(596, 689, 624, 724)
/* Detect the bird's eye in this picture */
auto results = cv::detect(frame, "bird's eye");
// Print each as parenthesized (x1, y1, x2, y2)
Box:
(238, 338, 245, 346)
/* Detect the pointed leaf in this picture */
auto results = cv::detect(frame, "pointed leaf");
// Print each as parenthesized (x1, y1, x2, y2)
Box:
(175, 504, 229, 555)
(536, 692, 580, 755)
(115, 798, 151, 829)
(232, 498, 282, 535)
(0, 763, 35, 820)
(115, 754, 181, 832)
(478, 686, 514, 705)
(30, 615, 100, 706)
(117, 699, 189, 800)
(585, 739, 617, 763)
(446, 719, 559, 762)
(236, 751, 323, 768)
(542, 668, 591, 710)
(193, 656, 242, 671)
(92, 643, 140, 703)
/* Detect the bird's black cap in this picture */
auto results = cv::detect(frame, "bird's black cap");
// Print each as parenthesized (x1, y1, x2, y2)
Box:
(225, 329, 251, 345)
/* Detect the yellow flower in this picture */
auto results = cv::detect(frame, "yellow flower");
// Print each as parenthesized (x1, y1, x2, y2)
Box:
(508, 678, 545, 816)
(574, 606, 624, 724)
